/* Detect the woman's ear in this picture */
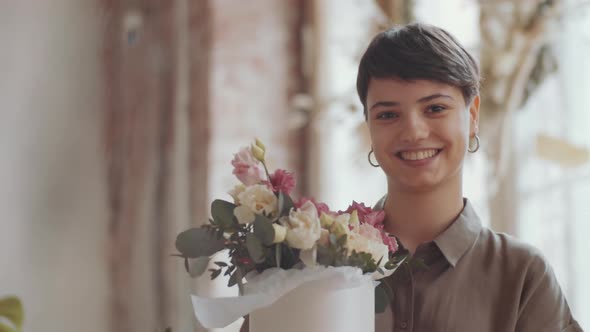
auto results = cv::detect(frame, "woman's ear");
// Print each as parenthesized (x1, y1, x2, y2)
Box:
(469, 95, 480, 136)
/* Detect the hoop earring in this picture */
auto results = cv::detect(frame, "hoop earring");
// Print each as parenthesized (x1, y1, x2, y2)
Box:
(468, 134, 480, 153)
(368, 149, 380, 167)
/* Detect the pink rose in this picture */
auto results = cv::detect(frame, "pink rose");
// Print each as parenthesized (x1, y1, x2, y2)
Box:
(269, 169, 296, 195)
(382, 234, 398, 253)
(364, 210, 386, 227)
(231, 147, 266, 185)
(295, 197, 333, 217)
(340, 201, 397, 252)
(340, 201, 371, 215)
(358, 223, 383, 242)
(357, 222, 398, 254)
(339, 201, 385, 226)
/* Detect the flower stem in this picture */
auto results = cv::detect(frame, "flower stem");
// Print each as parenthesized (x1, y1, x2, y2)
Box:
(236, 267, 244, 296)
(275, 244, 282, 268)
(262, 161, 271, 181)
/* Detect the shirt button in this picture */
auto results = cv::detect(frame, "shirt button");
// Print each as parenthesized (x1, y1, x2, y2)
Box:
(400, 321, 408, 329)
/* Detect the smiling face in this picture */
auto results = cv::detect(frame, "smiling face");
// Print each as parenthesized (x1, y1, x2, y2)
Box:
(367, 78, 479, 193)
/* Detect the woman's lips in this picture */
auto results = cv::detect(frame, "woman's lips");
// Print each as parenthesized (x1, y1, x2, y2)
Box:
(396, 148, 442, 161)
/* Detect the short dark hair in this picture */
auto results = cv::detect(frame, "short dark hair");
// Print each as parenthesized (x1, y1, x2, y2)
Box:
(356, 23, 481, 119)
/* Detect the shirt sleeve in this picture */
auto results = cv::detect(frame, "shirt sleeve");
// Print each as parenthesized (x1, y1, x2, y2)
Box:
(515, 251, 583, 332)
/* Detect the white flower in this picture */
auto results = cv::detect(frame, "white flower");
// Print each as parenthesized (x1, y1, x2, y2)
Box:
(228, 184, 246, 204)
(272, 224, 287, 243)
(299, 247, 317, 267)
(346, 224, 389, 267)
(237, 184, 278, 217)
(282, 201, 321, 250)
(233, 205, 255, 224)
(330, 213, 352, 236)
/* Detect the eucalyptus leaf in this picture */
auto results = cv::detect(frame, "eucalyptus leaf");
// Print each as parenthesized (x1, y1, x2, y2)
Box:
(0, 296, 23, 332)
(385, 254, 407, 270)
(175, 228, 225, 258)
(253, 215, 275, 245)
(228, 271, 238, 287)
(210, 269, 222, 280)
(188, 256, 210, 278)
(246, 233, 265, 263)
(211, 199, 237, 228)
(409, 257, 428, 271)
(336, 234, 347, 246)
(278, 192, 295, 217)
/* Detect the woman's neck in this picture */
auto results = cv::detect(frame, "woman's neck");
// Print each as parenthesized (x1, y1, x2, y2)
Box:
(383, 179, 465, 254)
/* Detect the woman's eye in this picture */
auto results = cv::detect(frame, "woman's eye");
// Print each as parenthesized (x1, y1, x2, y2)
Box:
(427, 105, 446, 113)
(376, 112, 398, 120)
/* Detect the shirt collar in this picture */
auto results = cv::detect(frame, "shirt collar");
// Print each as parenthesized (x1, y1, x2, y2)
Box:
(373, 196, 482, 267)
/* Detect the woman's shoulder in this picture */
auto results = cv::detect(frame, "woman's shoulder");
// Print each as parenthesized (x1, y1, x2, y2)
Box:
(477, 229, 580, 331)
(477, 227, 553, 275)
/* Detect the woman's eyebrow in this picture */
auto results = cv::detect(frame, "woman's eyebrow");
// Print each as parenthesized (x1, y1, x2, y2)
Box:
(369, 101, 400, 111)
(417, 93, 453, 103)
(369, 94, 453, 111)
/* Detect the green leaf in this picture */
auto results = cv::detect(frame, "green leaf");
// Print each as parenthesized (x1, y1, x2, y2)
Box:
(246, 233, 265, 263)
(336, 234, 347, 247)
(253, 215, 275, 245)
(210, 269, 222, 280)
(278, 192, 295, 217)
(317, 244, 337, 266)
(228, 271, 239, 287)
(374, 283, 392, 314)
(0, 296, 23, 332)
(188, 256, 210, 278)
(224, 264, 236, 276)
(175, 228, 225, 258)
(409, 257, 428, 271)
(389, 253, 409, 265)
(184, 257, 189, 273)
(211, 199, 238, 228)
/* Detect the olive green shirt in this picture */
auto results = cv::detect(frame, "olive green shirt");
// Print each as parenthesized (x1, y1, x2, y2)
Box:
(375, 198, 583, 332)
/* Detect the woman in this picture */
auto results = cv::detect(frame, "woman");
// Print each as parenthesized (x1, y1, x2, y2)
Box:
(360, 23, 582, 331)
(241, 23, 583, 332)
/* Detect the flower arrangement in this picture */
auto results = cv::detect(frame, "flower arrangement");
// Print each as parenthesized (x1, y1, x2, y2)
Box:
(174, 139, 407, 323)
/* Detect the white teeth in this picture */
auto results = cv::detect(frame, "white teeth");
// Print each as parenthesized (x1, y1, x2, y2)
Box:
(400, 149, 438, 161)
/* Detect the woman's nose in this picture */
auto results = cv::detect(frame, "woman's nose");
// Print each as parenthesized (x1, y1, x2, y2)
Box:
(399, 113, 429, 143)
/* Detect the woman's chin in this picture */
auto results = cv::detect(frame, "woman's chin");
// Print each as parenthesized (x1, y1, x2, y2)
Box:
(388, 173, 445, 193)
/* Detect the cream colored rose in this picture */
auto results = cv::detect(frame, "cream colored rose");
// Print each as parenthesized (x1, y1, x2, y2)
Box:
(346, 224, 389, 267)
(320, 212, 351, 235)
(272, 224, 287, 243)
(233, 205, 255, 224)
(282, 201, 321, 250)
(320, 213, 335, 228)
(228, 184, 246, 204)
(237, 184, 278, 217)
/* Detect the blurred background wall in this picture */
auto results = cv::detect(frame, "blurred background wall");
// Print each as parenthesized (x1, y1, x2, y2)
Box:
(1, 0, 589, 331)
